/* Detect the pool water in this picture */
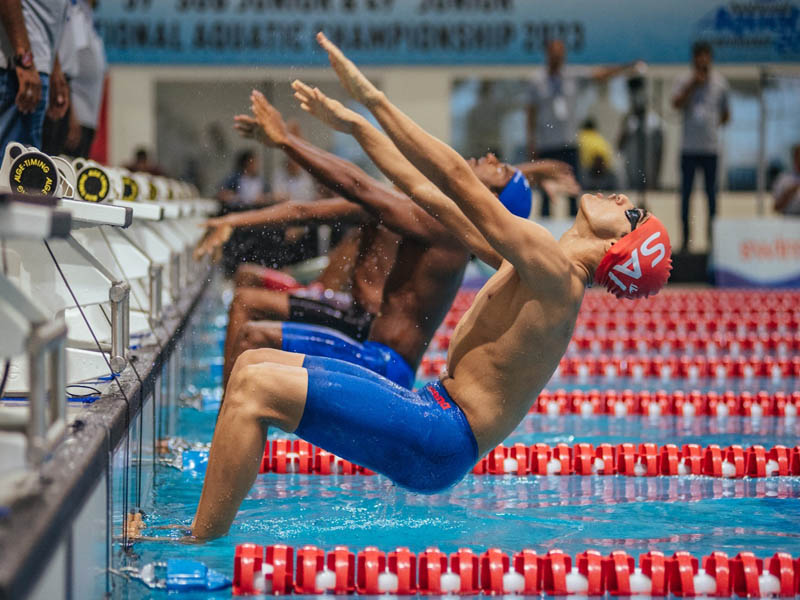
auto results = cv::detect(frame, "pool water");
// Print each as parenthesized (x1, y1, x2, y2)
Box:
(113, 287, 800, 598)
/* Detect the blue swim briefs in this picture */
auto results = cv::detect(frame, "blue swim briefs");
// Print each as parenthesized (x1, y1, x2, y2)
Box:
(294, 355, 479, 494)
(281, 322, 415, 389)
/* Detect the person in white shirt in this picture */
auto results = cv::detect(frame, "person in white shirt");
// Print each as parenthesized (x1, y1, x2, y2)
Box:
(271, 119, 320, 204)
(527, 40, 641, 217)
(218, 149, 269, 207)
(773, 145, 800, 215)
(671, 41, 730, 252)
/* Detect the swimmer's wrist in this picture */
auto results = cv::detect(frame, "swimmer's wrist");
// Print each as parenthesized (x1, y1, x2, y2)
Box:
(363, 89, 386, 109)
(350, 113, 371, 132)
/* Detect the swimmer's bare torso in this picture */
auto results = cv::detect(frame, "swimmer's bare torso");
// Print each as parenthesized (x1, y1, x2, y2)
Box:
(298, 33, 646, 454)
(443, 258, 584, 455)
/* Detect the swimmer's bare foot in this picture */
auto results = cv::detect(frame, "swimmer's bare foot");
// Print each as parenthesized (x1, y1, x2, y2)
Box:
(115, 524, 195, 544)
(179, 534, 204, 545)
(315, 32, 382, 106)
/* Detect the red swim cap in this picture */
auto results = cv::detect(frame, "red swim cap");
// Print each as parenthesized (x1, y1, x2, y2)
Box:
(594, 216, 672, 299)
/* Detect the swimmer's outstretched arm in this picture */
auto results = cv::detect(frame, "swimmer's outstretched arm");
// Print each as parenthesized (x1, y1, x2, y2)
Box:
(316, 32, 570, 286)
(242, 91, 440, 244)
(194, 197, 369, 260)
(291, 80, 502, 267)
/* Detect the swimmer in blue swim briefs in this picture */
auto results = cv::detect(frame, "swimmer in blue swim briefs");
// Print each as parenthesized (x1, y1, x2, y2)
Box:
(190, 35, 670, 540)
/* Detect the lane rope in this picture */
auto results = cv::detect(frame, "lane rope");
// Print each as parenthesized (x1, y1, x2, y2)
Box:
(231, 544, 800, 597)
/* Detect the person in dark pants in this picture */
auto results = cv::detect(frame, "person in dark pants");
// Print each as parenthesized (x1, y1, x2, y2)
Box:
(0, 0, 70, 151)
(527, 40, 641, 217)
(672, 41, 730, 253)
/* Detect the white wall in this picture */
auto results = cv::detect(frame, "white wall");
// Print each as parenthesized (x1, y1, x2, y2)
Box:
(107, 64, 460, 169)
(107, 62, 776, 167)
(106, 63, 793, 250)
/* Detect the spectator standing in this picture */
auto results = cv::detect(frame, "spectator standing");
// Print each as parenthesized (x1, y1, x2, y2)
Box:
(42, 0, 106, 157)
(527, 40, 641, 216)
(271, 119, 319, 203)
(0, 0, 70, 151)
(578, 118, 617, 191)
(217, 149, 269, 207)
(773, 144, 800, 215)
(671, 41, 730, 253)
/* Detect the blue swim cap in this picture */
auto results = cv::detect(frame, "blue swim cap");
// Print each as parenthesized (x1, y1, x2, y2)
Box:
(498, 170, 532, 218)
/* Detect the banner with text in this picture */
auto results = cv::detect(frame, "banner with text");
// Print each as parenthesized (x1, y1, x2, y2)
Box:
(95, 0, 800, 65)
(713, 218, 800, 287)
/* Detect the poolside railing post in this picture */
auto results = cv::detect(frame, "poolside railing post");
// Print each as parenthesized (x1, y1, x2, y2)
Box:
(109, 281, 130, 373)
(149, 263, 163, 322)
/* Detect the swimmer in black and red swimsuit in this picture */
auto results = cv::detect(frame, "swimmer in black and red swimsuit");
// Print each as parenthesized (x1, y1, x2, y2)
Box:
(222, 95, 534, 389)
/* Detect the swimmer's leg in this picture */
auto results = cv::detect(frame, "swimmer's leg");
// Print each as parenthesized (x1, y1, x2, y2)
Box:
(223, 290, 290, 385)
(219, 345, 303, 415)
(234, 263, 301, 291)
(234, 264, 270, 288)
(232, 321, 371, 374)
(193, 354, 308, 540)
(230, 321, 284, 366)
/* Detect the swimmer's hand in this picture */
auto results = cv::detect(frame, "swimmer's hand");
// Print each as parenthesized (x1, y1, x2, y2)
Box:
(292, 80, 361, 134)
(315, 31, 382, 106)
(247, 91, 291, 147)
(233, 114, 270, 146)
(517, 159, 581, 197)
(194, 218, 233, 262)
(541, 175, 580, 199)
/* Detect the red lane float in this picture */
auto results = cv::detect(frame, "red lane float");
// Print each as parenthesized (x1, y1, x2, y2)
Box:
(445, 291, 800, 314)
(551, 356, 800, 379)
(257, 439, 800, 478)
(421, 352, 800, 380)
(566, 332, 800, 354)
(233, 545, 800, 597)
(526, 389, 800, 417)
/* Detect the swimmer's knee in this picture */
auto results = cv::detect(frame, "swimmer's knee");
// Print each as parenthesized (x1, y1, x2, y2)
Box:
(224, 363, 271, 418)
(235, 263, 267, 284)
(233, 265, 252, 287)
(235, 347, 303, 371)
(240, 321, 282, 349)
(231, 287, 251, 309)
(236, 347, 274, 369)
(225, 362, 304, 426)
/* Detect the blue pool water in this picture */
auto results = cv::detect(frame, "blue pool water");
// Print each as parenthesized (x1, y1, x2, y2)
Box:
(113, 289, 800, 598)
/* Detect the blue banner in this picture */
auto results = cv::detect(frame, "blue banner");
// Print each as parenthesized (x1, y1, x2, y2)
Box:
(94, 0, 800, 65)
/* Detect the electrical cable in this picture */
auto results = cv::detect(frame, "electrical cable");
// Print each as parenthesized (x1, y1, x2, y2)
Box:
(100, 303, 146, 508)
(65, 383, 102, 399)
(44, 240, 133, 549)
